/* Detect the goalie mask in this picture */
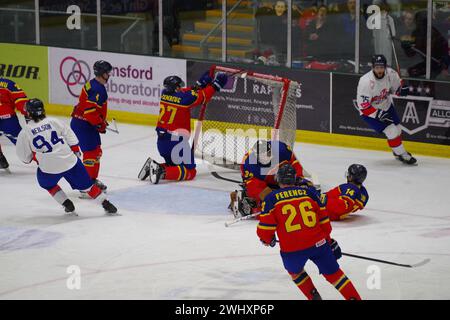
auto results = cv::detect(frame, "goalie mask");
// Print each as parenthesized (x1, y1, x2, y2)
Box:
(253, 140, 272, 165)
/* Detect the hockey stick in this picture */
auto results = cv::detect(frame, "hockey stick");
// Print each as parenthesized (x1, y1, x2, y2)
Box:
(225, 212, 261, 227)
(387, 17, 401, 75)
(342, 253, 430, 268)
(211, 171, 241, 184)
(0, 130, 18, 141)
(106, 118, 119, 134)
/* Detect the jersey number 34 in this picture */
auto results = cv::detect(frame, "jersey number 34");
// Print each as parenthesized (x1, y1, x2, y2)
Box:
(32, 131, 64, 153)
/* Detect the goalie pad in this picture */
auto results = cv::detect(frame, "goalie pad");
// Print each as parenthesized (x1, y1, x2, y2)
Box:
(229, 186, 258, 218)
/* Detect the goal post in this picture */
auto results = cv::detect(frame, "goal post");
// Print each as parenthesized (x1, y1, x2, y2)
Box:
(192, 65, 299, 170)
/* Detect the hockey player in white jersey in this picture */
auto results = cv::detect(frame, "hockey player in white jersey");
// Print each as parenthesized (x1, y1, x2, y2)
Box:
(16, 98, 118, 216)
(356, 54, 417, 165)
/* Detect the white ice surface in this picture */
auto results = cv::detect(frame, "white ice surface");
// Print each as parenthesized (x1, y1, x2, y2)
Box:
(1, 118, 450, 300)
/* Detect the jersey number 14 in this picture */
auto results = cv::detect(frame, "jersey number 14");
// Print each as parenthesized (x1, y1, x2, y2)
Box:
(32, 131, 64, 153)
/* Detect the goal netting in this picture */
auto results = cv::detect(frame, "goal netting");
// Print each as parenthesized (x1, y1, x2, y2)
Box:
(192, 65, 299, 170)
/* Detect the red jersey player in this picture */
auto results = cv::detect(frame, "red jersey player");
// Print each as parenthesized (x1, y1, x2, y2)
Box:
(230, 140, 305, 217)
(257, 164, 361, 300)
(138, 72, 228, 184)
(0, 77, 28, 170)
(70, 60, 112, 191)
(323, 164, 369, 221)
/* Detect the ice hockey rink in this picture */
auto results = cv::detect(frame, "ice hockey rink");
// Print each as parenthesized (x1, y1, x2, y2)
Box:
(1, 118, 450, 300)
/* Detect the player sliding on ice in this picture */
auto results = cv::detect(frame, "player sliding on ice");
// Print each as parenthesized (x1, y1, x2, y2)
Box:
(138, 71, 228, 184)
(257, 163, 361, 300)
(357, 54, 417, 165)
(0, 76, 29, 171)
(16, 99, 118, 216)
(321, 164, 369, 221)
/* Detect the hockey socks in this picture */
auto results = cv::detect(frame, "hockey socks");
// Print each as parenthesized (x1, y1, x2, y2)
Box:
(324, 269, 361, 300)
(48, 185, 69, 205)
(290, 270, 322, 300)
(163, 164, 196, 181)
(82, 146, 102, 180)
(47, 185, 75, 213)
(82, 184, 118, 215)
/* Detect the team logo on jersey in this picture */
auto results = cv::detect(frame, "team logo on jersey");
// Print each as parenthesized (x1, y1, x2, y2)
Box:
(393, 96, 432, 135)
(59, 56, 91, 98)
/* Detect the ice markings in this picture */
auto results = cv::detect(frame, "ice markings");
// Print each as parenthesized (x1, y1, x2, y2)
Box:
(107, 184, 228, 215)
(0, 227, 63, 251)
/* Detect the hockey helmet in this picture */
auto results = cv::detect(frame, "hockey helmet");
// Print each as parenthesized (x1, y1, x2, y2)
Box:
(372, 54, 387, 68)
(346, 164, 367, 185)
(26, 98, 45, 120)
(93, 60, 113, 77)
(163, 75, 185, 92)
(253, 140, 272, 165)
(276, 163, 297, 186)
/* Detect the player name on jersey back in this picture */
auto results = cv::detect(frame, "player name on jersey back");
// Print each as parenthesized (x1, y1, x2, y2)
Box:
(31, 123, 52, 135)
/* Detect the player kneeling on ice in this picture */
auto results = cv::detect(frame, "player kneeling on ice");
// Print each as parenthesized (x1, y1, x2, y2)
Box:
(138, 71, 228, 184)
(357, 54, 417, 165)
(321, 164, 369, 221)
(16, 99, 118, 216)
(257, 164, 361, 300)
(230, 140, 307, 218)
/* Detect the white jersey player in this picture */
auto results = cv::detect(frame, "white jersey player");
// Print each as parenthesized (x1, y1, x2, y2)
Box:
(356, 54, 417, 165)
(16, 98, 119, 215)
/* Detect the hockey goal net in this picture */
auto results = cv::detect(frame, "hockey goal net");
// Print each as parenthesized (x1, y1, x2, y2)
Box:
(192, 65, 299, 170)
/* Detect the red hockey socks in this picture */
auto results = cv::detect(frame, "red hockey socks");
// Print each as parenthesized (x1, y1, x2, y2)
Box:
(83, 146, 102, 180)
(84, 184, 106, 203)
(47, 185, 68, 205)
(388, 135, 407, 156)
(324, 269, 361, 300)
(163, 164, 196, 181)
(290, 270, 321, 300)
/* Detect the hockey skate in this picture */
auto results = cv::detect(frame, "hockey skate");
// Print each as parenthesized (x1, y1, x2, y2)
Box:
(0, 152, 10, 171)
(94, 179, 107, 192)
(138, 157, 152, 180)
(394, 152, 417, 165)
(62, 199, 78, 216)
(149, 160, 165, 184)
(102, 199, 120, 216)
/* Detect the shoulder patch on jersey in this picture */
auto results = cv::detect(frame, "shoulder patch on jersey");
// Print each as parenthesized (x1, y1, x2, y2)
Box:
(85, 81, 91, 91)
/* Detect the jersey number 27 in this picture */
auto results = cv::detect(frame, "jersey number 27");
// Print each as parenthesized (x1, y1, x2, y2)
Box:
(32, 131, 64, 153)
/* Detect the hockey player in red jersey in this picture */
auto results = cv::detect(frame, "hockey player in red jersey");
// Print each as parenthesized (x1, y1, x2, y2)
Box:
(138, 71, 228, 184)
(323, 164, 369, 221)
(70, 60, 112, 191)
(257, 164, 361, 300)
(230, 140, 305, 217)
(0, 77, 28, 170)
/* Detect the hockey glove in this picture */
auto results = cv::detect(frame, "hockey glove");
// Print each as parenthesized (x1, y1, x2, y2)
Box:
(295, 177, 314, 188)
(376, 109, 394, 125)
(97, 121, 108, 134)
(330, 238, 342, 260)
(196, 71, 213, 89)
(261, 237, 277, 247)
(396, 82, 409, 96)
(212, 73, 228, 91)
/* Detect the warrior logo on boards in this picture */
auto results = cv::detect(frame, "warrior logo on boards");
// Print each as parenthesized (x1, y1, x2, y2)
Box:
(393, 96, 432, 135)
